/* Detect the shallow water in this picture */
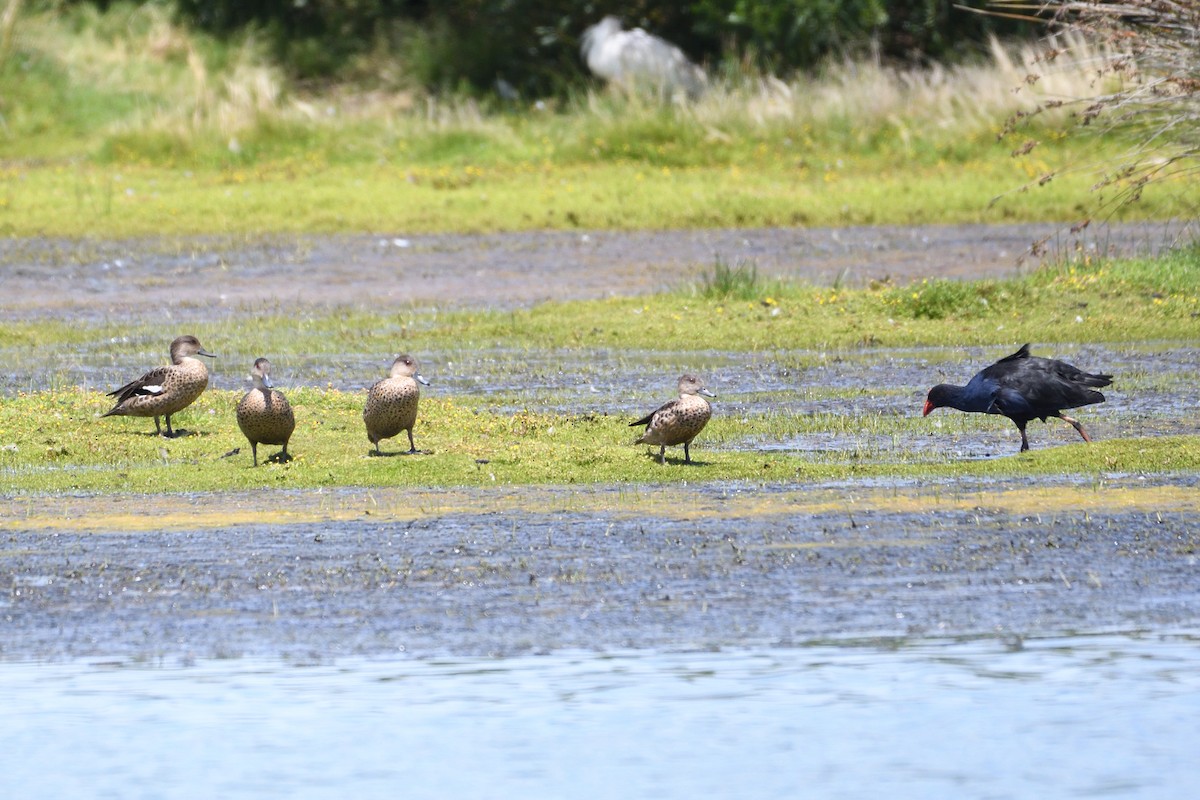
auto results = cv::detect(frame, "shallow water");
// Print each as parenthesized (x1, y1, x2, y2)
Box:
(3, 633, 1198, 799)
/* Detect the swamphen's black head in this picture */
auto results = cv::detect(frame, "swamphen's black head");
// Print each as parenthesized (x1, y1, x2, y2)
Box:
(923, 384, 956, 417)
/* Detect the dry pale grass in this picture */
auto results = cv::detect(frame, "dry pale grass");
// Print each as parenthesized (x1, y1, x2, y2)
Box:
(15, 3, 292, 139)
(960, 0, 1200, 219)
(12, 3, 1131, 147)
(687, 33, 1127, 137)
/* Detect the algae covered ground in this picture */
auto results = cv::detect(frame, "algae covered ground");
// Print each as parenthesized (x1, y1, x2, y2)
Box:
(4, 473, 1200, 660)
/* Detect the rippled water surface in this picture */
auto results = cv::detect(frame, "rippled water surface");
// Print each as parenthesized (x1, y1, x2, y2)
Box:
(4, 633, 1199, 799)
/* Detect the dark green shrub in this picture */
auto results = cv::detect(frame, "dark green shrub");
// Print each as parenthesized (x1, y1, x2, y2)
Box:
(61, 1, 1034, 90)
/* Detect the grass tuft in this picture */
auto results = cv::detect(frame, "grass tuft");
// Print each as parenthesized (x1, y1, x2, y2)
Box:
(700, 258, 766, 301)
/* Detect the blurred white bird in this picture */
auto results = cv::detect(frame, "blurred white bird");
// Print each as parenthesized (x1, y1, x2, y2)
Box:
(581, 16, 706, 101)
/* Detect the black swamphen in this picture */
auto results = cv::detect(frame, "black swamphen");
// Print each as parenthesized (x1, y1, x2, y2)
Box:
(923, 344, 1113, 452)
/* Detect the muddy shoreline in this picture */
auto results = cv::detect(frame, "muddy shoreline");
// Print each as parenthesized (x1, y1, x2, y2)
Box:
(3, 475, 1200, 662)
(0, 222, 1187, 318)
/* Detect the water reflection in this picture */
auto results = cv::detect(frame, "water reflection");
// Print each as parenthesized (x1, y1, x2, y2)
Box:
(2, 633, 1198, 798)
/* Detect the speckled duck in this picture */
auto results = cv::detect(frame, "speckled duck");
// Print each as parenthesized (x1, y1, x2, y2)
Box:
(102, 335, 215, 437)
(363, 354, 430, 455)
(236, 357, 296, 466)
(630, 374, 714, 464)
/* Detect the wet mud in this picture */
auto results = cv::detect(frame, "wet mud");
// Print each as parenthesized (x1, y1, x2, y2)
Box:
(3, 475, 1200, 662)
(0, 221, 1185, 320)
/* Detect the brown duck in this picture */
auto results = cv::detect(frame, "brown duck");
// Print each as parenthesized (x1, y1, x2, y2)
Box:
(363, 354, 430, 455)
(631, 374, 715, 463)
(102, 335, 215, 437)
(236, 358, 296, 466)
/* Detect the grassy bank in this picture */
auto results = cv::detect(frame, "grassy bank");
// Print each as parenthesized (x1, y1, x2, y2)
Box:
(1, 384, 1198, 496)
(8, 149, 1189, 238)
(1, 5, 1195, 236)
(424, 247, 1200, 352)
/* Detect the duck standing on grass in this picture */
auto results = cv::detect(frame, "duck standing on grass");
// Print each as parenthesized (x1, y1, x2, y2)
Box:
(923, 344, 1113, 453)
(102, 335, 215, 438)
(631, 374, 715, 464)
(363, 354, 430, 455)
(236, 358, 295, 466)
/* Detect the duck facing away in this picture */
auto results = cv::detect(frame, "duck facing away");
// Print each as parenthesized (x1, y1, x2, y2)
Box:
(236, 358, 295, 466)
(631, 374, 715, 464)
(923, 344, 1113, 453)
(102, 335, 215, 438)
(363, 354, 430, 455)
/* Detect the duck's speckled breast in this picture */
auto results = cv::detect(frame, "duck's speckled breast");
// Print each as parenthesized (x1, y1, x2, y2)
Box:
(642, 394, 711, 446)
(237, 388, 295, 445)
(363, 377, 421, 439)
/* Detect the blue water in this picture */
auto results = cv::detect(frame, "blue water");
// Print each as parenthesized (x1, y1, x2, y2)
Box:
(3, 633, 1199, 799)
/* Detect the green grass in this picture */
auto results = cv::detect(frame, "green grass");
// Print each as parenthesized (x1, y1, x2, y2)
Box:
(345, 247, 1200, 353)
(436, 262, 1200, 353)
(0, 5, 1196, 236)
(3, 146, 1191, 238)
(701, 258, 774, 301)
(1, 386, 1197, 496)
